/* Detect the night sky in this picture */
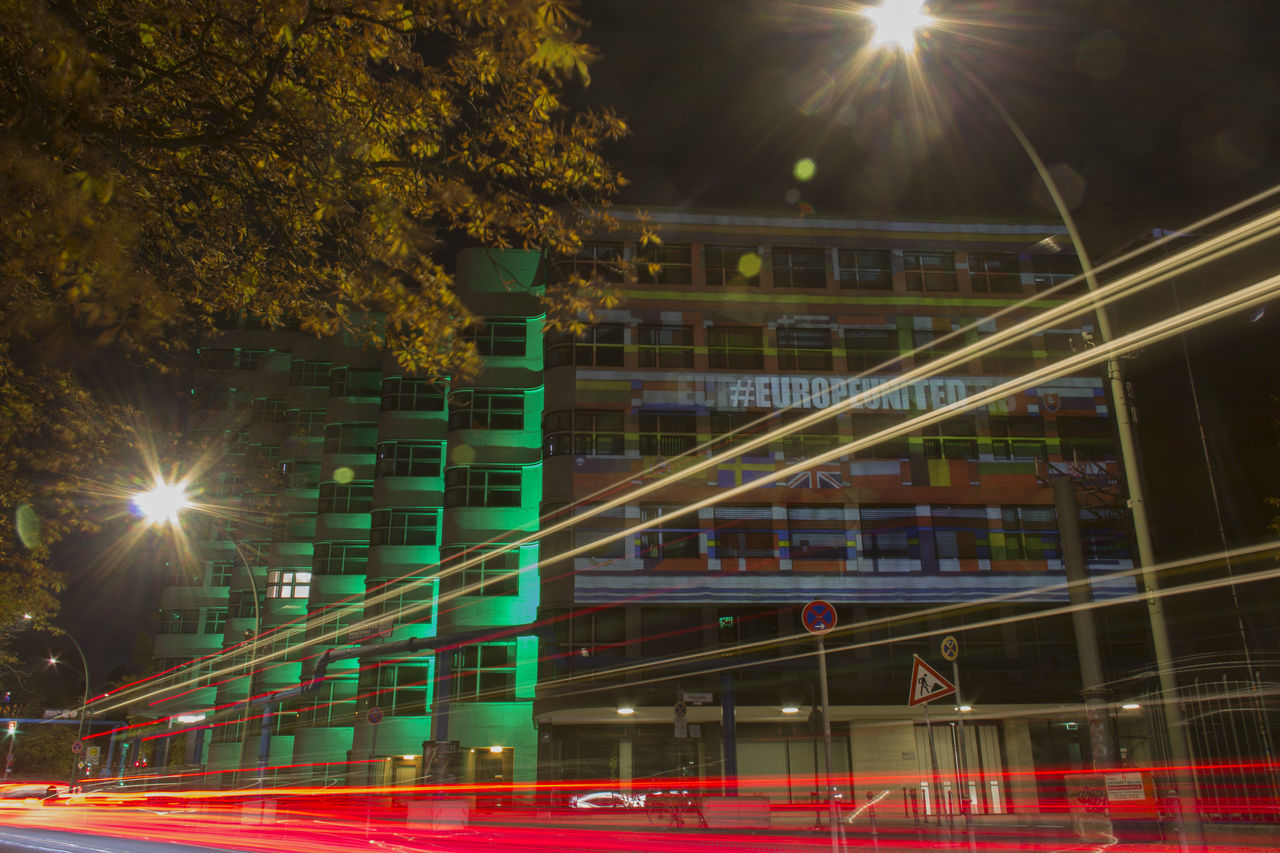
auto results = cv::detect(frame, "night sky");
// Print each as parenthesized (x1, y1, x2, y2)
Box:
(580, 0, 1280, 226)
(59, 0, 1280, 680)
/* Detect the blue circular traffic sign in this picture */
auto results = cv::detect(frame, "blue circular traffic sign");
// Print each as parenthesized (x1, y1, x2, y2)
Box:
(367, 706, 384, 725)
(801, 600, 837, 635)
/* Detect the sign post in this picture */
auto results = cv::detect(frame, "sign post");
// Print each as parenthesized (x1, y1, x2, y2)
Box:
(909, 655, 956, 823)
(802, 600, 844, 853)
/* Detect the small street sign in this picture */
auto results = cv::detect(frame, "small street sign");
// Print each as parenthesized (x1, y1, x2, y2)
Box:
(908, 656, 957, 707)
(940, 635, 959, 662)
(367, 706, 384, 725)
(673, 701, 687, 718)
(801, 600, 837, 635)
(682, 691, 713, 705)
(87, 746, 101, 764)
(688, 723, 702, 738)
(70, 740, 84, 754)
(674, 718, 689, 738)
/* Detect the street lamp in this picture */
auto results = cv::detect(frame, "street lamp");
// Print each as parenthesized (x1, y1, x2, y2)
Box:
(131, 478, 192, 527)
(131, 480, 266, 786)
(857, 3, 1202, 840)
(49, 633, 91, 788)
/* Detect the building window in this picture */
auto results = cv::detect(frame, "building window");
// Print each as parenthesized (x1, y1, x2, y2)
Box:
(710, 410, 771, 455)
(463, 319, 526, 357)
(777, 411, 839, 459)
(714, 505, 776, 559)
(317, 481, 373, 513)
(375, 441, 443, 478)
(251, 397, 286, 424)
(238, 349, 268, 370)
(705, 245, 760, 286)
(776, 326, 833, 371)
(903, 251, 958, 292)
(1032, 254, 1082, 292)
(771, 247, 827, 288)
(448, 390, 524, 430)
(787, 505, 847, 561)
(313, 542, 370, 576)
(912, 327, 969, 374)
(923, 416, 979, 460)
(370, 509, 439, 546)
(1057, 417, 1115, 462)
(442, 545, 520, 596)
(544, 324, 624, 368)
(557, 242, 623, 283)
(639, 504, 700, 559)
(228, 589, 260, 619)
(968, 252, 1023, 293)
(717, 608, 780, 645)
(195, 346, 236, 370)
(204, 608, 228, 635)
(323, 422, 377, 454)
(638, 410, 697, 456)
(380, 377, 446, 412)
(571, 503, 625, 560)
(359, 661, 429, 717)
(990, 416, 1047, 461)
(543, 410, 625, 457)
(279, 460, 321, 488)
(1001, 506, 1059, 560)
(837, 249, 893, 290)
(158, 609, 199, 634)
(979, 331, 1037, 374)
(329, 367, 382, 398)
(845, 328, 902, 373)
(453, 643, 516, 702)
(444, 466, 522, 508)
(208, 561, 233, 586)
(850, 413, 911, 458)
(637, 324, 694, 368)
(637, 244, 692, 284)
(555, 608, 626, 658)
(931, 506, 990, 561)
(860, 505, 920, 569)
(707, 326, 765, 369)
(284, 409, 327, 438)
(289, 360, 331, 387)
(164, 564, 203, 586)
(265, 570, 311, 599)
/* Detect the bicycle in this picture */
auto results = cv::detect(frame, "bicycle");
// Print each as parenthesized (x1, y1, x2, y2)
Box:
(645, 790, 707, 828)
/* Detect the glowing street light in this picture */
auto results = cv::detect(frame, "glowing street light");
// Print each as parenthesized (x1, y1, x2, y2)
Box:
(863, 0, 933, 51)
(131, 479, 191, 526)
(851, 8, 1200, 842)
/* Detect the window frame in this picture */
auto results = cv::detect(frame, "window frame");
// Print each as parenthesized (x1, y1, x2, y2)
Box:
(639, 504, 701, 559)
(707, 326, 765, 370)
(770, 246, 828, 288)
(443, 466, 523, 508)
(776, 326, 834, 371)
(836, 248, 893, 291)
(903, 251, 958, 292)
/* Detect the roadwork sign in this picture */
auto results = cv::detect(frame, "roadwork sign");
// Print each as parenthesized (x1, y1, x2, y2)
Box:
(908, 656, 956, 707)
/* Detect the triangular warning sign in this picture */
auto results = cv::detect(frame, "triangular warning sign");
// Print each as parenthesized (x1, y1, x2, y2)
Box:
(908, 655, 956, 707)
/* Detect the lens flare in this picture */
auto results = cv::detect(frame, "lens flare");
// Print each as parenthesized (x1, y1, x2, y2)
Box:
(131, 480, 192, 526)
(863, 0, 934, 51)
(793, 158, 817, 181)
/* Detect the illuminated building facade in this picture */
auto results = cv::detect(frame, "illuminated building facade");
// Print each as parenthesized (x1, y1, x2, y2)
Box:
(146, 209, 1150, 811)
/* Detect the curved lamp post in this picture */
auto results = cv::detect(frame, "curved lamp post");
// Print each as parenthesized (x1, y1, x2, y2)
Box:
(50, 633, 91, 788)
(133, 481, 266, 787)
(858, 1, 1201, 841)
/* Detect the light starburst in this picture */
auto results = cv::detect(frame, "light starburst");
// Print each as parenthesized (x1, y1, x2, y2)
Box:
(863, 0, 934, 51)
